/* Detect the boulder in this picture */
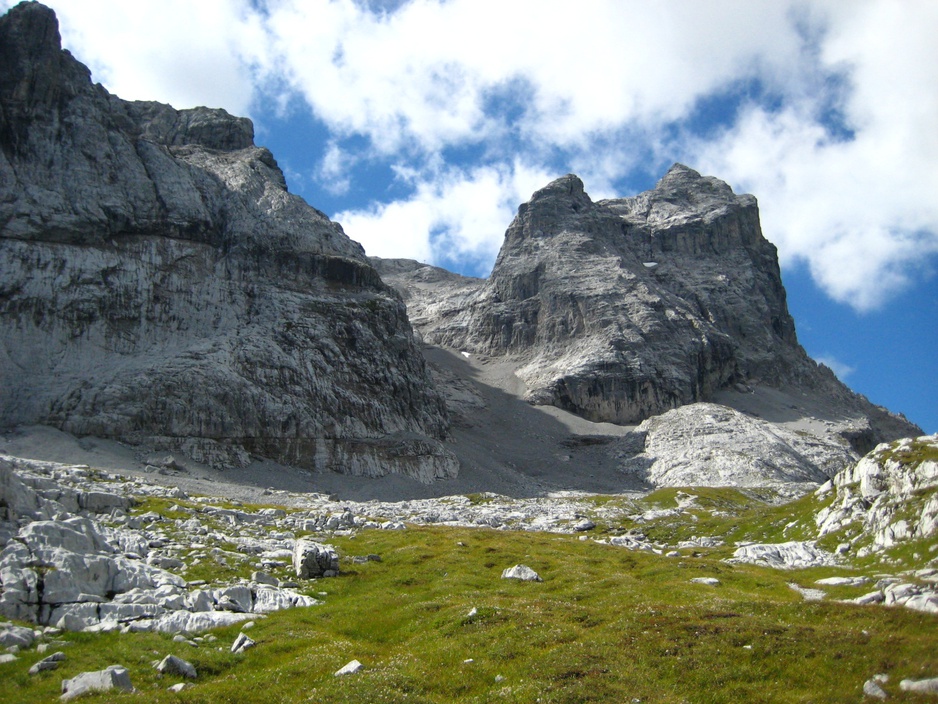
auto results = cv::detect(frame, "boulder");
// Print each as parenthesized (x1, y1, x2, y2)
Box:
(900, 678, 938, 695)
(293, 539, 340, 579)
(863, 678, 888, 699)
(0, 622, 36, 649)
(156, 654, 197, 679)
(61, 665, 133, 701)
(335, 660, 364, 676)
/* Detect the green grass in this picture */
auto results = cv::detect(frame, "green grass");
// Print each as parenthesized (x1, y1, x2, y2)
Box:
(4, 520, 937, 703)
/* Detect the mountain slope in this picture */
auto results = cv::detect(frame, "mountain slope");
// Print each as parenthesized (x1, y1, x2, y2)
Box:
(0, 2, 456, 482)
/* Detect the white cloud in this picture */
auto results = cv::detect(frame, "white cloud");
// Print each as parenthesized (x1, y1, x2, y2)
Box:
(317, 142, 353, 196)
(690, 1, 938, 311)
(260, 0, 810, 152)
(336, 161, 553, 270)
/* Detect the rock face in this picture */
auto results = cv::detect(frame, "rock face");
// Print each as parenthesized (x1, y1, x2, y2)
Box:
(0, 2, 455, 482)
(375, 169, 919, 450)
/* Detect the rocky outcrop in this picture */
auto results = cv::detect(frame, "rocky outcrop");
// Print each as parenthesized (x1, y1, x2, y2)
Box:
(815, 435, 938, 555)
(0, 455, 322, 631)
(375, 168, 920, 454)
(0, 3, 455, 481)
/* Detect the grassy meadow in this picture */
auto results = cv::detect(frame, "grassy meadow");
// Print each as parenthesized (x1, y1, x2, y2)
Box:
(4, 488, 938, 703)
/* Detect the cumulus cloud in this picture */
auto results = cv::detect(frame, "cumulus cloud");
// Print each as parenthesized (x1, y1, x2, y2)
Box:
(260, 0, 810, 152)
(336, 161, 553, 271)
(691, 2, 938, 310)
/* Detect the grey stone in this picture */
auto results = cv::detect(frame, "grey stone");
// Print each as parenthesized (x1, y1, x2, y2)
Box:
(214, 586, 253, 613)
(293, 539, 339, 579)
(60, 665, 133, 701)
(231, 632, 256, 654)
(251, 571, 279, 587)
(156, 654, 197, 679)
(501, 565, 542, 582)
(690, 577, 720, 586)
(0, 622, 36, 649)
(29, 651, 66, 675)
(863, 678, 889, 699)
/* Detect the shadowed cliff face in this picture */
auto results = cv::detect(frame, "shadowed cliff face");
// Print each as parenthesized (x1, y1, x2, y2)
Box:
(0, 2, 456, 481)
(374, 168, 921, 450)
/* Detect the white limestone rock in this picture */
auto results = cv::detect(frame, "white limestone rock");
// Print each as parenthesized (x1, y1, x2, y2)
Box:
(729, 541, 838, 569)
(335, 659, 364, 676)
(60, 665, 133, 701)
(863, 678, 889, 699)
(816, 435, 938, 552)
(152, 610, 257, 634)
(900, 678, 938, 695)
(294, 539, 340, 579)
(618, 403, 855, 487)
(501, 564, 542, 582)
(231, 632, 256, 654)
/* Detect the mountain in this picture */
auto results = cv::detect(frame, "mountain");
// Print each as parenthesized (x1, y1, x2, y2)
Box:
(0, 2, 457, 482)
(374, 170, 921, 490)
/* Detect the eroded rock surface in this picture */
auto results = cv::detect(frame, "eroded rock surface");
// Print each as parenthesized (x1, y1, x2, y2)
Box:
(815, 435, 938, 555)
(0, 2, 455, 482)
(0, 455, 322, 632)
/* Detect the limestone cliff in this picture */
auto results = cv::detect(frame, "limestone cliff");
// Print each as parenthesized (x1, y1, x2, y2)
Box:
(0, 2, 456, 481)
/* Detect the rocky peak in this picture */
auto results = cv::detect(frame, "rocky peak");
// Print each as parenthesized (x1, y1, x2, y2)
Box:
(129, 102, 256, 152)
(378, 167, 921, 452)
(0, 3, 90, 148)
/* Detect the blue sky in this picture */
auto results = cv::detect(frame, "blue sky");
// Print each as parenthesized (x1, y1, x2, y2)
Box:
(6, 0, 936, 433)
